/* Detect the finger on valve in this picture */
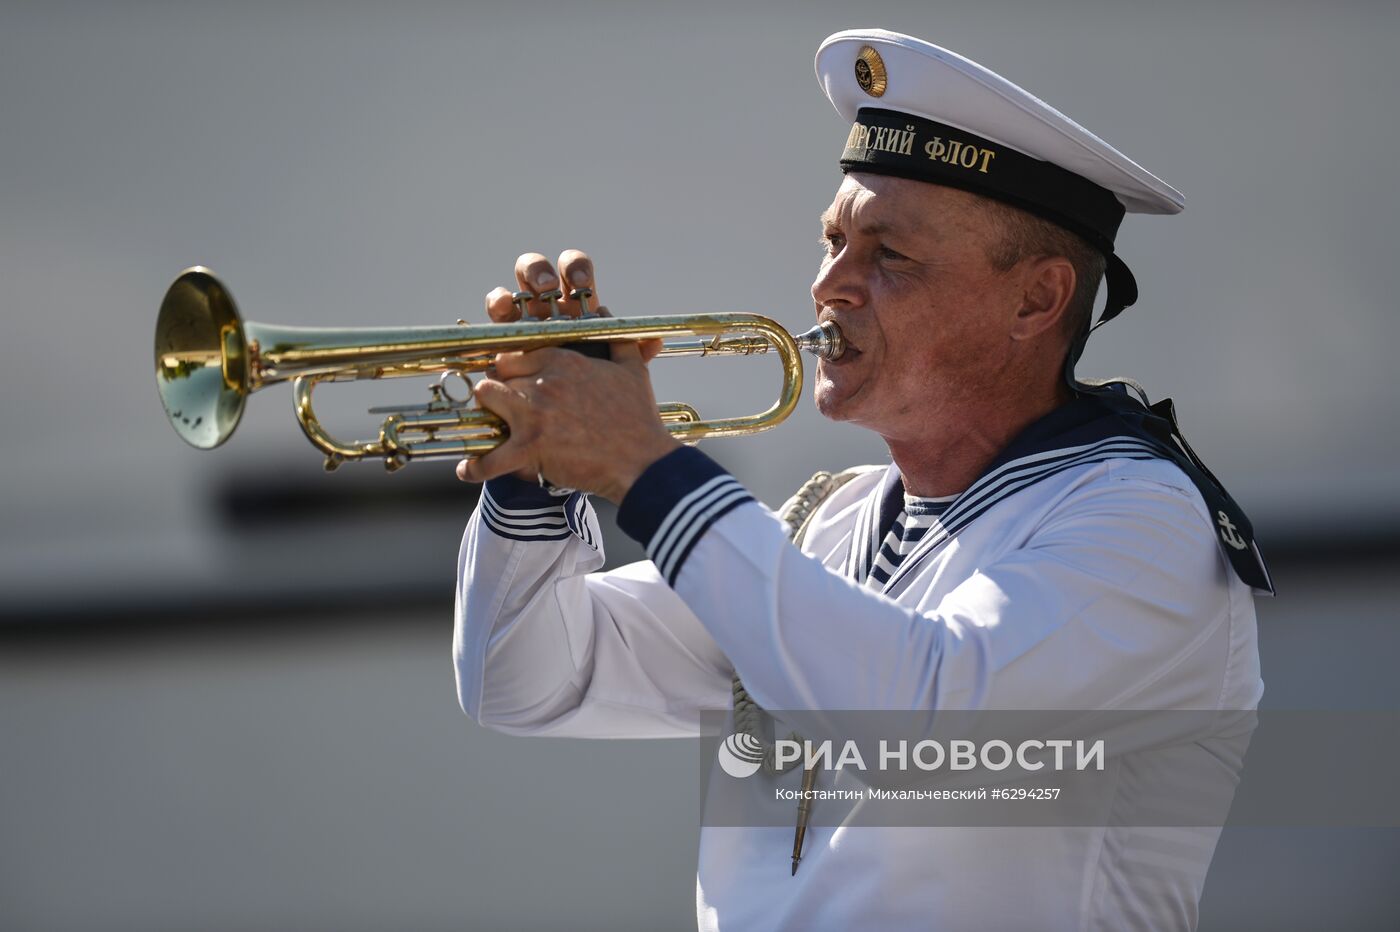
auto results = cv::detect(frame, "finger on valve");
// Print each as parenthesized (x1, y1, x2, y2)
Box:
(514, 253, 562, 320)
(485, 286, 521, 323)
(557, 249, 598, 318)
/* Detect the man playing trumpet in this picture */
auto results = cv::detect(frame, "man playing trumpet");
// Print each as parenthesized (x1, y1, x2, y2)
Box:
(453, 28, 1269, 931)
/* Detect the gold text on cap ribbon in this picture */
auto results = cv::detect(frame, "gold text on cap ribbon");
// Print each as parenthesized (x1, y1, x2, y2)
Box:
(845, 122, 999, 176)
(845, 123, 917, 157)
(924, 137, 997, 174)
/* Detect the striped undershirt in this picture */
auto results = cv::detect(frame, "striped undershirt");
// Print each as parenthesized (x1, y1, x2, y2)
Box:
(865, 492, 960, 588)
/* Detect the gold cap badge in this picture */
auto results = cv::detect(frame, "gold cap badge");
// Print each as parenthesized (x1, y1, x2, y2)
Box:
(854, 46, 887, 98)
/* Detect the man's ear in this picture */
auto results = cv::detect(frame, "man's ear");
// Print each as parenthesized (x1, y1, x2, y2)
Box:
(1010, 256, 1076, 341)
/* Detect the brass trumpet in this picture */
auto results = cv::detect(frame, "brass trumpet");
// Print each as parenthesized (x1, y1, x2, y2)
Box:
(154, 267, 845, 471)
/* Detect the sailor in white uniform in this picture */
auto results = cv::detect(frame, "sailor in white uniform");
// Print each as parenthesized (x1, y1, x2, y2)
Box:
(454, 29, 1271, 931)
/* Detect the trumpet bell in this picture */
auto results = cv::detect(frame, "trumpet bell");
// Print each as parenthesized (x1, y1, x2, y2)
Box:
(154, 268, 250, 449)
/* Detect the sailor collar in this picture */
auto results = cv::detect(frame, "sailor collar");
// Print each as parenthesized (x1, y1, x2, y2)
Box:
(845, 386, 1274, 596)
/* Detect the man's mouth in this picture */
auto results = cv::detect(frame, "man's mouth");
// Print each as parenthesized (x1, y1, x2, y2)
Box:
(824, 344, 860, 366)
(817, 314, 860, 363)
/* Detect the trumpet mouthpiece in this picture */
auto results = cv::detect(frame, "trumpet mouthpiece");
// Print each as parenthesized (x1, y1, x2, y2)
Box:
(794, 320, 846, 361)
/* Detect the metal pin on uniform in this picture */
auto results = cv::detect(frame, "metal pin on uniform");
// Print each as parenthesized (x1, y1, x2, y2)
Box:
(791, 763, 818, 875)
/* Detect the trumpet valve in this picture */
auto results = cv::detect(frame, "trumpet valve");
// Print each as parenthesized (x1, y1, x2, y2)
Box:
(538, 289, 564, 319)
(569, 287, 595, 317)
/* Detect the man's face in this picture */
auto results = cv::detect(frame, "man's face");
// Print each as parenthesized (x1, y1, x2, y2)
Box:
(811, 173, 1027, 442)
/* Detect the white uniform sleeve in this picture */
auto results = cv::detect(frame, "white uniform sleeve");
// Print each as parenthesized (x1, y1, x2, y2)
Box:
(616, 448, 1252, 732)
(454, 475, 734, 738)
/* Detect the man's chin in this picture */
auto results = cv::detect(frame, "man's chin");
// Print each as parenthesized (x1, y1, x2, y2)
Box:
(813, 383, 858, 423)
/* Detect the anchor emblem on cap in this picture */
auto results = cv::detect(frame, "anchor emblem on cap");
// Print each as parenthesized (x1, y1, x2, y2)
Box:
(855, 46, 888, 98)
(1216, 511, 1248, 550)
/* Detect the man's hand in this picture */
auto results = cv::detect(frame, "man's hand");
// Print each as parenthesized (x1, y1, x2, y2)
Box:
(455, 250, 678, 503)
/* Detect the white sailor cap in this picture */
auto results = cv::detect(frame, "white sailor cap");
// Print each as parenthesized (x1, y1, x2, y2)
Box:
(815, 28, 1185, 329)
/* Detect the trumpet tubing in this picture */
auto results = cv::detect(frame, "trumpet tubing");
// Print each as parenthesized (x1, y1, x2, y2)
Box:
(154, 267, 844, 471)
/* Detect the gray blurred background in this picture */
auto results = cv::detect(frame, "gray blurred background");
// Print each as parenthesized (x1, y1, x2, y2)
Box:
(2, 0, 1397, 929)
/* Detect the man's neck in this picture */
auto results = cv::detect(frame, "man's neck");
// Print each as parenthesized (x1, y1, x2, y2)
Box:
(887, 385, 1071, 498)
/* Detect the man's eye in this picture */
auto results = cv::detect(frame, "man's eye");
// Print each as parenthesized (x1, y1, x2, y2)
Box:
(878, 245, 907, 261)
(820, 233, 845, 254)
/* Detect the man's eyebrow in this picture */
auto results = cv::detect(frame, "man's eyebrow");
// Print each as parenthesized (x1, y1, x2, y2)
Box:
(819, 210, 915, 239)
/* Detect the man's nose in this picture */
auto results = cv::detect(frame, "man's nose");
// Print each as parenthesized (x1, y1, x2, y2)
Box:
(811, 252, 865, 311)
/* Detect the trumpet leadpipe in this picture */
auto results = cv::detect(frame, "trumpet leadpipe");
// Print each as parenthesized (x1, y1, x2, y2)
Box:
(656, 321, 843, 361)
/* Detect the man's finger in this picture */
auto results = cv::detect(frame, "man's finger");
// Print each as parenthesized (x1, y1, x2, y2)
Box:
(607, 339, 664, 366)
(514, 252, 561, 320)
(557, 249, 597, 318)
(471, 377, 533, 421)
(609, 339, 644, 366)
(485, 286, 520, 323)
(591, 306, 661, 364)
(492, 348, 564, 380)
(454, 379, 539, 483)
(456, 439, 534, 484)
